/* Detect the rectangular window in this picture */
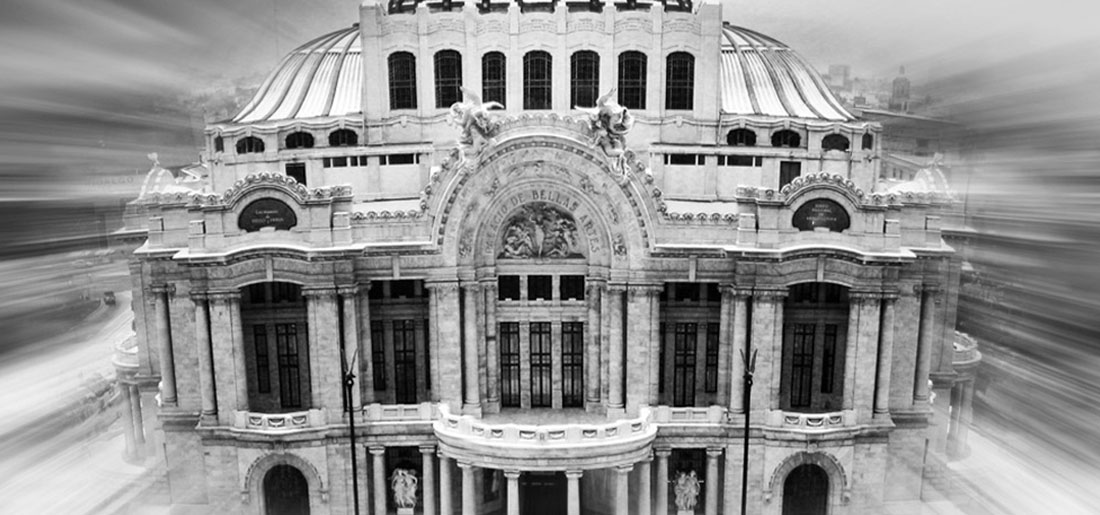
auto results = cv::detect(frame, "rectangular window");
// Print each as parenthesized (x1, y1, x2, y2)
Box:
(780, 161, 802, 188)
(393, 320, 418, 403)
(617, 51, 647, 110)
(562, 322, 584, 407)
(390, 279, 418, 299)
(717, 155, 762, 167)
(674, 282, 701, 302)
(528, 275, 552, 301)
(665, 53, 695, 110)
(530, 322, 553, 407)
(275, 323, 302, 409)
(382, 153, 418, 165)
(498, 275, 520, 301)
(371, 321, 386, 390)
(704, 323, 719, 393)
(285, 162, 306, 186)
(482, 52, 506, 107)
(559, 275, 586, 301)
(821, 324, 838, 394)
(523, 51, 553, 110)
(500, 323, 521, 407)
(424, 318, 431, 391)
(790, 323, 815, 408)
(254, 325, 271, 394)
(570, 51, 600, 108)
(665, 153, 702, 166)
(673, 323, 697, 407)
(658, 322, 666, 394)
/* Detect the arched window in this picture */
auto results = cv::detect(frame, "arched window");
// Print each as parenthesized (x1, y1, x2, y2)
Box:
(782, 283, 848, 412)
(284, 131, 314, 150)
(482, 52, 506, 106)
(570, 51, 600, 108)
(213, 135, 224, 153)
(771, 130, 802, 148)
(388, 52, 417, 110)
(328, 129, 358, 147)
(434, 50, 463, 109)
(727, 128, 757, 147)
(236, 136, 265, 154)
(665, 52, 695, 110)
(822, 134, 850, 152)
(523, 51, 552, 110)
(617, 51, 647, 110)
(861, 133, 874, 150)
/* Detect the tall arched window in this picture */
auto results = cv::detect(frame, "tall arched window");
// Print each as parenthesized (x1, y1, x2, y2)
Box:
(772, 129, 802, 148)
(570, 51, 600, 108)
(328, 129, 358, 147)
(284, 131, 314, 150)
(523, 51, 552, 110)
(727, 128, 757, 147)
(482, 51, 506, 106)
(861, 133, 874, 150)
(434, 50, 463, 108)
(213, 135, 224, 153)
(822, 134, 850, 152)
(781, 282, 848, 412)
(236, 136, 265, 154)
(388, 52, 417, 110)
(617, 51, 647, 110)
(665, 52, 695, 110)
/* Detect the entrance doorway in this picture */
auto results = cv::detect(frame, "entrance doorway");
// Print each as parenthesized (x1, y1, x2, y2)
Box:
(520, 472, 566, 515)
(782, 464, 828, 515)
(264, 464, 309, 515)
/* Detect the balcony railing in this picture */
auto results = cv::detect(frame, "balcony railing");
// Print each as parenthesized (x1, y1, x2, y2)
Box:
(364, 402, 437, 422)
(435, 404, 654, 447)
(953, 331, 982, 366)
(776, 410, 853, 431)
(652, 405, 727, 424)
(231, 409, 326, 432)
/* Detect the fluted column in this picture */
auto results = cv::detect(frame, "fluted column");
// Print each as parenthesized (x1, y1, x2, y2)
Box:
(484, 282, 500, 411)
(340, 287, 363, 411)
(607, 285, 626, 413)
(359, 281, 376, 403)
(371, 447, 386, 515)
(705, 448, 721, 515)
(192, 294, 216, 419)
(637, 458, 652, 515)
(615, 464, 632, 515)
(505, 470, 521, 515)
(459, 462, 476, 515)
(874, 295, 898, 417)
(151, 285, 177, 406)
(585, 280, 603, 410)
(729, 291, 750, 413)
(914, 286, 939, 405)
(429, 282, 463, 409)
(439, 453, 453, 515)
(461, 283, 482, 415)
(208, 292, 244, 423)
(421, 446, 437, 515)
(655, 448, 670, 515)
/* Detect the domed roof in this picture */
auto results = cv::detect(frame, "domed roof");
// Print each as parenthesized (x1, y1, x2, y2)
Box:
(233, 25, 362, 124)
(720, 24, 854, 121)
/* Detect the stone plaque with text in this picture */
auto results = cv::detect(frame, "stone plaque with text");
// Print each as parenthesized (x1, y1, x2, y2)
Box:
(792, 198, 850, 232)
(239, 198, 297, 232)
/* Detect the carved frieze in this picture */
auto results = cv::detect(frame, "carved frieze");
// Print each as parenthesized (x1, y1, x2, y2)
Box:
(498, 203, 582, 259)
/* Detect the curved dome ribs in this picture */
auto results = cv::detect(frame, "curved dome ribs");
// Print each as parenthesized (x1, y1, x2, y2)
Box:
(232, 26, 362, 124)
(720, 23, 854, 122)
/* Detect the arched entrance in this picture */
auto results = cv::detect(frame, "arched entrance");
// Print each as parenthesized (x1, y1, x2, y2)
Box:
(520, 471, 566, 515)
(782, 464, 828, 515)
(264, 464, 310, 515)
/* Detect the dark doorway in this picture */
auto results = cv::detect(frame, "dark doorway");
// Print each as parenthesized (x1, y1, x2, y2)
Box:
(782, 464, 828, 515)
(264, 464, 309, 515)
(520, 472, 566, 515)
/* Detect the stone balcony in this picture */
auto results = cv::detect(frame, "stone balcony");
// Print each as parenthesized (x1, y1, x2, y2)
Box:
(953, 331, 982, 368)
(230, 409, 326, 433)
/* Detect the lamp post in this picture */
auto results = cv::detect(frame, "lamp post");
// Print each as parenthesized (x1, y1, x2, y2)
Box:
(344, 366, 361, 515)
(740, 348, 757, 515)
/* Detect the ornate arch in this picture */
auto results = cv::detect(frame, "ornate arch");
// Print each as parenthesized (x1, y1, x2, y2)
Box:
(242, 452, 328, 510)
(764, 451, 850, 508)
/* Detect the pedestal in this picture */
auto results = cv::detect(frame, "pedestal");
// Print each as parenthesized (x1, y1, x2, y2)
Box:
(397, 508, 414, 515)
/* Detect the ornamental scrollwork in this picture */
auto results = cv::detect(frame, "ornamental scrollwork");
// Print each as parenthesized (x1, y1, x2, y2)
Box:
(499, 203, 582, 259)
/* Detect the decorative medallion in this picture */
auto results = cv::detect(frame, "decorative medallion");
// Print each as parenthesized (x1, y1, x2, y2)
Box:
(238, 198, 297, 232)
(792, 198, 851, 232)
(499, 203, 582, 259)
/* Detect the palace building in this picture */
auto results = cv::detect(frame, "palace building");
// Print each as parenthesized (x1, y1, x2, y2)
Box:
(120, 1, 978, 514)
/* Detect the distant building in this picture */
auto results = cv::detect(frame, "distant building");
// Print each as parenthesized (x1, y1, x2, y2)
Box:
(889, 66, 912, 112)
(826, 64, 851, 89)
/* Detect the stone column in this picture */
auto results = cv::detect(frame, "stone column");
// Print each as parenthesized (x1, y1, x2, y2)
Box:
(119, 383, 137, 459)
(705, 448, 721, 515)
(607, 285, 626, 414)
(956, 380, 975, 456)
(484, 282, 500, 411)
(505, 470, 521, 515)
(626, 286, 656, 414)
(615, 464, 633, 515)
(371, 447, 386, 515)
(305, 288, 342, 412)
(566, 470, 583, 515)
(854, 292, 882, 419)
(654, 448, 670, 515)
(637, 458, 652, 515)
(843, 294, 862, 411)
(459, 462, 476, 515)
(585, 281, 603, 410)
(729, 292, 750, 413)
(430, 283, 463, 410)
(914, 287, 939, 405)
(462, 283, 481, 415)
(151, 285, 177, 406)
(420, 446, 437, 515)
(749, 291, 783, 415)
(874, 295, 897, 418)
(208, 292, 243, 423)
(230, 292, 248, 411)
(192, 294, 216, 419)
(769, 292, 786, 409)
(439, 453, 453, 515)
(340, 287, 363, 411)
(130, 384, 145, 446)
(718, 286, 734, 407)
(359, 282, 376, 403)
(649, 286, 662, 404)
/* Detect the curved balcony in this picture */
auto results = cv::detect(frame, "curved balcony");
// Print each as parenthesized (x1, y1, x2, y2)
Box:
(953, 331, 982, 368)
(231, 409, 326, 433)
(111, 336, 139, 377)
(434, 405, 656, 471)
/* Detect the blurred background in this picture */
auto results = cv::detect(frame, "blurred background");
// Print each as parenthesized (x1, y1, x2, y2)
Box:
(0, 0, 1097, 513)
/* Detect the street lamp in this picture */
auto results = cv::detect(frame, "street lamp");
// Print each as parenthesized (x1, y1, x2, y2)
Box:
(343, 349, 361, 515)
(740, 347, 757, 515)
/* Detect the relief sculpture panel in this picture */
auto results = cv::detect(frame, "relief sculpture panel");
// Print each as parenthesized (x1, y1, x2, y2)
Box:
(499, 202, 582, 259)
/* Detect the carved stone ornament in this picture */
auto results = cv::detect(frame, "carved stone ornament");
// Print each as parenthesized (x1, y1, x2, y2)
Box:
(449, 87, 503, 160)
(391, 468, 419, 509)
(578, 89, 636, 179)
(673, 470, 700, 511)
(498, 203, 582, 259)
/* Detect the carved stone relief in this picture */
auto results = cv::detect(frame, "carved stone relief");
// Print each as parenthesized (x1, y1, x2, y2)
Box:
(498, 203, 582, 259)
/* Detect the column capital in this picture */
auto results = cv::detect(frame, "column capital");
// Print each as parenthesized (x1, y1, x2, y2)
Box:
(368, 446, 386, 456)
(564, 470, 584, 480)
(607, 283, 628, 293)
(418, 444, 437, 455)
(456, 461, 474, 470)
(503, 470, 522, 480)
(849, 290, 884, 301)
(301, 286, 338, 298)
(336, 285, 360, 296)
(460, 281, 481, 292)
(207, 290, 241, 303)
(752, 288, 788, 301)
(425, 281, 460, 294)
(150, 283, 175, 295)
(189, 291, 209, 302)
(615, 464, 634, 474)
(627, 284, 663, 297)
(654, 447, 672, 458)
(719, 284, 753, 298)
(705, 447, 724, 458)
